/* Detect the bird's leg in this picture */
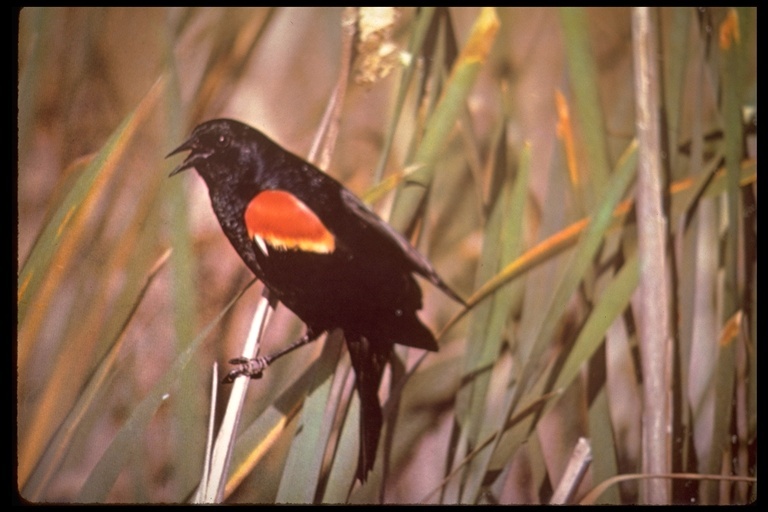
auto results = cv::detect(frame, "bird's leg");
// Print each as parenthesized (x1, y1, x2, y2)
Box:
(224, 328, 323, 383)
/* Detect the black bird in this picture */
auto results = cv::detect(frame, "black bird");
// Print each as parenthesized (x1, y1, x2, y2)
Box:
(168, 118, 464, 483)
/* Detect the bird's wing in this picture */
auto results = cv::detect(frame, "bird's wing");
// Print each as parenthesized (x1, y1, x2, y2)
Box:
(340, 189, 465, 305)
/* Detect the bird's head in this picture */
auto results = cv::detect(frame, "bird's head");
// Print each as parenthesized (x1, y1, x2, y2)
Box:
(167, 118, 253, 178)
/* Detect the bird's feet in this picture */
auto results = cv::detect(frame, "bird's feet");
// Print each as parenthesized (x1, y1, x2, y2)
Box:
(224, 356, 269, 383)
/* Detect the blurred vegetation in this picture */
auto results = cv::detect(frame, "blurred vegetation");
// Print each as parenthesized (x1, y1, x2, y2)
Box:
(17, 7, 756, 504)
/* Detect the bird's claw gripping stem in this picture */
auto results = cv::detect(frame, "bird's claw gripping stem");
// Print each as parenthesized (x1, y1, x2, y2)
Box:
(224, 356, 269, 382)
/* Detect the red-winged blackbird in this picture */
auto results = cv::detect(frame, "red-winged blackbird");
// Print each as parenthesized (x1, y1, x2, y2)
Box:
(168, 118, 464, 483)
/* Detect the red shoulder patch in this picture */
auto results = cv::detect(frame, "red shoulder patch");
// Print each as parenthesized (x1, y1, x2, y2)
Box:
(244, 190, 335, 254)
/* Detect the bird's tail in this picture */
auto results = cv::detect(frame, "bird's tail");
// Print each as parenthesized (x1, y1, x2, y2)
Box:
(346, 334, 392, 483)
(370, 311, 438, 352)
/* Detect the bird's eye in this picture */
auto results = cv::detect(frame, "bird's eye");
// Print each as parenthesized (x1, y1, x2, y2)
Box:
(216, 134, 230, 148)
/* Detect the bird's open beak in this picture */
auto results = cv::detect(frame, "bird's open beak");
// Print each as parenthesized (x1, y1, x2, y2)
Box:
(166, 138, 211, 177)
